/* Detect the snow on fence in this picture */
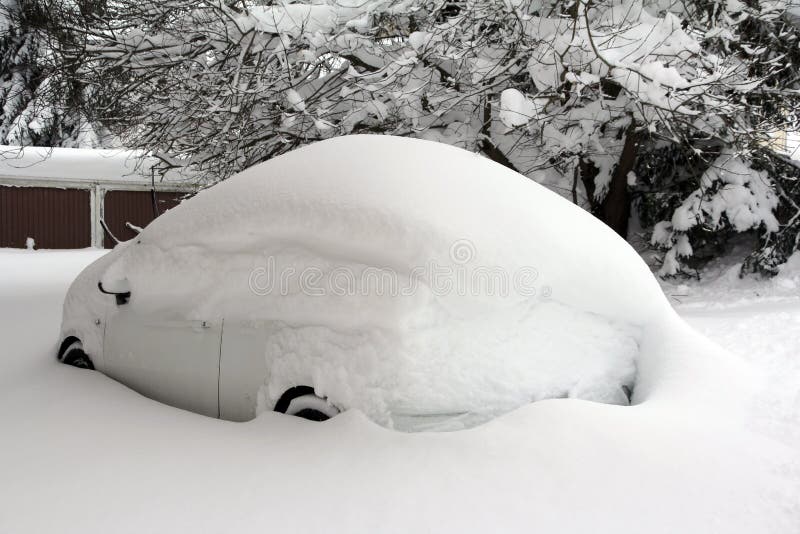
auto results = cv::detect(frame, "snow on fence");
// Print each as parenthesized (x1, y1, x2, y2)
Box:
(0, 146, 195, 249)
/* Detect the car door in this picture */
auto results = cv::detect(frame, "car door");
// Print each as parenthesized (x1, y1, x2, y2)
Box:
(103, 305, 222, 418)
(218, 320, 272, 422)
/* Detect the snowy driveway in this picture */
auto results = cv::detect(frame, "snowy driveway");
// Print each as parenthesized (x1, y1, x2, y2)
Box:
(0, 250, 797, 534)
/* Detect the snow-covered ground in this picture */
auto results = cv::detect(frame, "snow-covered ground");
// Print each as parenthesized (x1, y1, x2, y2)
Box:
(1, 248, 798, 533)
(659, 252, 800, 452)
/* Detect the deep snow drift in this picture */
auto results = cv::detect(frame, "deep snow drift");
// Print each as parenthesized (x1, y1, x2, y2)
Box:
(1, 249, 798, 534)
(71, 135, 681, 428)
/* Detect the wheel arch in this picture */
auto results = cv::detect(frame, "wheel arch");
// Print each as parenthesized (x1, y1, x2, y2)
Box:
(273, 385, 316, 413)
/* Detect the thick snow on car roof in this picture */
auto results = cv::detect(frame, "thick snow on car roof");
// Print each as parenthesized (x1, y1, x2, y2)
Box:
(138, 134, 667, 324)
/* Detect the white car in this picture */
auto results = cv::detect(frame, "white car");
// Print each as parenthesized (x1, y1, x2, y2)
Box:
(58, 135, 669, 430)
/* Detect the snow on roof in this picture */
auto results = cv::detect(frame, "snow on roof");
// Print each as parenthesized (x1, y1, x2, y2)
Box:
(0, 145, 193, 186)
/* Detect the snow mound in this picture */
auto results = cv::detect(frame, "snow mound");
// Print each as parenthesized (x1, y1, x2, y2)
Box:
(83, 135, 740, 429)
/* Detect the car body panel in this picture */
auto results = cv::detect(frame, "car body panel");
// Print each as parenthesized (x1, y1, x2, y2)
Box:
(219, 320, 272, 421)
(103, 307, 222, 418)
(59, 244, 130, 369)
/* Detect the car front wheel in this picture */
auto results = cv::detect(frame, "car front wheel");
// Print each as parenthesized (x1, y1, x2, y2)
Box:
(275, 386, 339, 421)
(61, 340, 94, 370)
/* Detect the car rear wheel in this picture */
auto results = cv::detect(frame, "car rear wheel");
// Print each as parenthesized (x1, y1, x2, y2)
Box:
(61, 340, 94, 370)
(275, 386, 339, 421)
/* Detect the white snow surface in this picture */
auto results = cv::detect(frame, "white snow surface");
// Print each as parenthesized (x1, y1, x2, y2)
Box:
(498, 88, 545, 127)
(0, 145, 192, 184)
(660, 251, 800, 450)
(1, 248, 798, 533)
(78, 135, 673, 426)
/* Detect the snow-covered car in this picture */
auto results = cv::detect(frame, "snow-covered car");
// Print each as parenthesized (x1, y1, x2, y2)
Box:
(58, 135, 671, 430)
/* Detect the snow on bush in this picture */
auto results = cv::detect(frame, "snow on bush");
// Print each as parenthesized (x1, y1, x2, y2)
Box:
(29, 0, 800, 274)
(0, 1, 109, 147)
(652, 152, 780, 276)
(498, 89, 546, 128)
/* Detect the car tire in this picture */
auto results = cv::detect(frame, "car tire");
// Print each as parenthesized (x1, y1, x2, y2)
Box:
(276, 387, 339, 421)
(61, 340, 95, 370)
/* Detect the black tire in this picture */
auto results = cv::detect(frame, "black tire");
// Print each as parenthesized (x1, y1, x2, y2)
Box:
(61, 341, 94, 370)
(275, 386, 339, 421)
(292, 408, 332, 422)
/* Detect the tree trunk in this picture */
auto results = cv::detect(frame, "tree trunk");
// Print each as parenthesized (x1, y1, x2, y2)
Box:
(579, 124, 638, 239)
(479, 98, 520, 173)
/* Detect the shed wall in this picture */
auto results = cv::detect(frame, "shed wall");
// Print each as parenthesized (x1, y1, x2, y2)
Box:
(0, 185, 91, 249)
(103, 190, 184, 248)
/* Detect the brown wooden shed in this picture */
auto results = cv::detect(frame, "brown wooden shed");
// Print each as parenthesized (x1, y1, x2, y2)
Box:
(0, 147, 195, 249)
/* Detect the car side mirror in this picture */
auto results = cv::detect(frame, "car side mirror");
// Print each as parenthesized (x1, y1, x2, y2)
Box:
(98, 280, 131, 305)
